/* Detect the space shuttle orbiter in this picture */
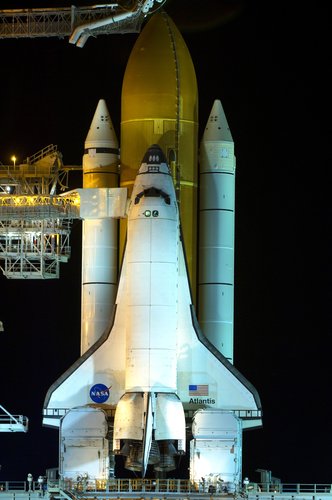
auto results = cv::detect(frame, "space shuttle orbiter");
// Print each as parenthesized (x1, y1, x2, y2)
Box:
(43, 144, 261, 477)
(43, 11, 262, 483)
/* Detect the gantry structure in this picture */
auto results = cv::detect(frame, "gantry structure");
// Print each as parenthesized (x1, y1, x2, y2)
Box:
(0, 145, 80, 279)
(0, 1, 166, 47)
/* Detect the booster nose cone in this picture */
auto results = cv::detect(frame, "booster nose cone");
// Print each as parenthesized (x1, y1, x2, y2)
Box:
(83, 98, 119, 188)
(202, 99, 233, 143)
(85, 98, 118, 150)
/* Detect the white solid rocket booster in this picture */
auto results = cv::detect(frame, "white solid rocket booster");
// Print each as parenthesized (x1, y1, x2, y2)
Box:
(198, 100, 236, 363)
(81, 99, 119, 354)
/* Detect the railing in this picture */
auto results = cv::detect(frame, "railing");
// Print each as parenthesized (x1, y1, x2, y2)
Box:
(63, 478, 198, 493)
(0, 194, 80, 220)
(0, 405, 28, 432)
(26, 145, 59, 165)
(252, 483, 332, 494)
(0, 481, 36, 492)
(1, 481, 332, 497)
(0, 479, 219, 495)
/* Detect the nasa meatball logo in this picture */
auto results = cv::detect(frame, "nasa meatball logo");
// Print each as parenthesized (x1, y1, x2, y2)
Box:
(90, 384, 110, 403)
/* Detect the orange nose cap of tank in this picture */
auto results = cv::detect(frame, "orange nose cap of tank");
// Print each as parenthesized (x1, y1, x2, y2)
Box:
(121, 12, 198, 123)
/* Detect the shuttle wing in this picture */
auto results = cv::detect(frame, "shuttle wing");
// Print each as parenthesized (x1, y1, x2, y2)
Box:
(176, 243, 262, 430)
(43, 258, 128, 427)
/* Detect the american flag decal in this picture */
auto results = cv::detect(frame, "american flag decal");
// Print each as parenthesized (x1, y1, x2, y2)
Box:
(189, 384, 209, 396)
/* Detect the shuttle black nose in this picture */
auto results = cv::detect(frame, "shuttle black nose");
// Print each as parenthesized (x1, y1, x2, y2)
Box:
(141, 144, 167, 166)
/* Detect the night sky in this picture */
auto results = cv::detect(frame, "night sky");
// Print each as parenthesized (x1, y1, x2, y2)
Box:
(0, 0, 330, 485)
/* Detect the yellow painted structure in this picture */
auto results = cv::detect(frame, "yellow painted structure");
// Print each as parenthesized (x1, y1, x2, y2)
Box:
(120, 12, 198, 300)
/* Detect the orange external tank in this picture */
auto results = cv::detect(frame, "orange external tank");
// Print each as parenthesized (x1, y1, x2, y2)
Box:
(120, 11, 198, 300)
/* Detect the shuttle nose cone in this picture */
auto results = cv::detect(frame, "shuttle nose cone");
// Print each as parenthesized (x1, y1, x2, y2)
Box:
(141, 144, 167, 165)
(138, 144, 170, 176)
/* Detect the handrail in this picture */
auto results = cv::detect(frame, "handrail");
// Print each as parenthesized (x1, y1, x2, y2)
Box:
(0, 404, 29, 432)
(26, 144, 58, 165)
(0, 480, 332, 497)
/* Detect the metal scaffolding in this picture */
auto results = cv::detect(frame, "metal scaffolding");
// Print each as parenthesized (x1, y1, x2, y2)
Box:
(0, 144, 68, 195)
(0, 217, 75, 279)
(0, 146, 81, 279)
(0, 3, 148, 41)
